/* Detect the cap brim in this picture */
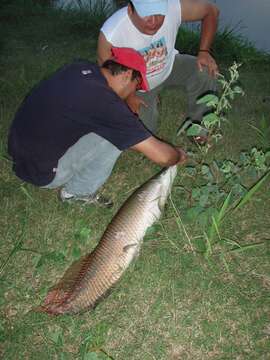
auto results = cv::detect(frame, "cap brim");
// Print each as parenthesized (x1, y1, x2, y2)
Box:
(135, 2, 167, 17)
(140, 73, 149, 91)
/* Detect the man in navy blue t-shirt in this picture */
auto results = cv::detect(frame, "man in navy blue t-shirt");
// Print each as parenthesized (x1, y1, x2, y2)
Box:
(8, 47, 187, 207)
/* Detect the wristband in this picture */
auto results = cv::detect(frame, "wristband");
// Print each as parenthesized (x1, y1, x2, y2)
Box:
(199, 49, 211, 54)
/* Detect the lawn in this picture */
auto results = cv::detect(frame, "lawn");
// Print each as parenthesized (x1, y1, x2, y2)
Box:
(0, 2, 270, 359)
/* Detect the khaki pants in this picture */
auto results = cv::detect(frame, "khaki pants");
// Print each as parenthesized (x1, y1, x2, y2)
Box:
(137, 54, 217, 133)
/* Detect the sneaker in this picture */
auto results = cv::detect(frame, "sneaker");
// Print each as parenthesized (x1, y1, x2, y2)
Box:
(59, 189, 113, 208)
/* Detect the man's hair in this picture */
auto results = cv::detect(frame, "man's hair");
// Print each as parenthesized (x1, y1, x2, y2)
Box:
(102, 59, 141, 82)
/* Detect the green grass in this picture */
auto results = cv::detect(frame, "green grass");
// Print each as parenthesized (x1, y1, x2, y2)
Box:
(1, 3, 270, 359)
(177, 24, 270, 67)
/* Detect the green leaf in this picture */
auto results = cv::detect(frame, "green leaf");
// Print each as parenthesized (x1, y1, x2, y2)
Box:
(208, 192, 232, 243)
(185, 166, 197, 176)
(186, 123, 203, 136)
(193, 236, 207, 253)
(201, 164, 210, 175)
(191, 188, 201, 200)
(186, 206, 203, 220)
(234, 171, 270, 211)
(198, 213, 209, 227)
(233, 86, 244, 94)
(230, 242, 265, 253)
(197, 94, 219, 106)
(231, 183, 247, 197)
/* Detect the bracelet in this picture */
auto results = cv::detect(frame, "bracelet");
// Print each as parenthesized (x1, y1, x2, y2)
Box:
(199, 49, 211, 54)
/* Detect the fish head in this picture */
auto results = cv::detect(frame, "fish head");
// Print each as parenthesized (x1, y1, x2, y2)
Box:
(158, 165, 177, 209)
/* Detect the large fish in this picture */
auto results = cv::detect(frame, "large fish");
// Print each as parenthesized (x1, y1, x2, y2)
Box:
(36, 165, 177, 315)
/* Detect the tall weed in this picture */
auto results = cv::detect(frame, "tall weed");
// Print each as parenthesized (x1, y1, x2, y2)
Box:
(63, 0, 113, 36)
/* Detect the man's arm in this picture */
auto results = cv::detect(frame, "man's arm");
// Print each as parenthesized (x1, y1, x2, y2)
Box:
(181, 0, 220, 77)
(97, 32, 113, 66)
(130, 136, 187, 167)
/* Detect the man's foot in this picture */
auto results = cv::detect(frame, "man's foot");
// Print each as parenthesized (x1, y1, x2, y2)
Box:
(59, 189, 113, 208)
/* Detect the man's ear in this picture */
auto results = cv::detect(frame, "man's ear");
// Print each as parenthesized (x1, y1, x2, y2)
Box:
(122, 69, 133, 85)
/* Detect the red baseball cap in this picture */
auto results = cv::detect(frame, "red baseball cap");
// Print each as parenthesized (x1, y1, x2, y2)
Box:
(111, 47, 149, 91)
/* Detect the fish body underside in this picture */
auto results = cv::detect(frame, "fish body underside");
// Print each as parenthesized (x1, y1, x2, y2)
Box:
(38, 165, 177, 315)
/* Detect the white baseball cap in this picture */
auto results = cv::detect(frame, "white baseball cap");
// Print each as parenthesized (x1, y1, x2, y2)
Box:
(132, 0, 168, 17)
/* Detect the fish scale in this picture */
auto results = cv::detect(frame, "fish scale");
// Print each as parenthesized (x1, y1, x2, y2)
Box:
(36, 165, 177, 315)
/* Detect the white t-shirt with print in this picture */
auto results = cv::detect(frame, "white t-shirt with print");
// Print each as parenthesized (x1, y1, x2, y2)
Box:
(101, 0, 182, 90)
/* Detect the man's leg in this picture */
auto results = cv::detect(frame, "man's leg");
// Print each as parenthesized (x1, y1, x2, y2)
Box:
(44, 133, 121, 196)
(162, 54, 217, 123)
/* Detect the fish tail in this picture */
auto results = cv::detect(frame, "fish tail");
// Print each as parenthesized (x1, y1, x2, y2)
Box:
(36, 254, 92, 314)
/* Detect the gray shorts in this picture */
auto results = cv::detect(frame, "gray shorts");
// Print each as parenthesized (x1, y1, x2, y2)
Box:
(44, 133, 121, 196)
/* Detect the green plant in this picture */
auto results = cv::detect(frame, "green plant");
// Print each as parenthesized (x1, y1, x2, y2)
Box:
(203, 171, 269, 265)
(185, 62, 244, 147)
(175, 62, 269, 263)
(176, 148, 270, 259)
(180, 148, 269, 217)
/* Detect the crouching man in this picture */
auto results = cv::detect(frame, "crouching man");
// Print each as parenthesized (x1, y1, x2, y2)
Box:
(8, 47, 187, 208)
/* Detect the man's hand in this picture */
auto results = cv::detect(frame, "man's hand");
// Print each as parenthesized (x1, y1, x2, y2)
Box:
(126, 93, 148, 114)
(181, 0, 220, 78)
(131, 137, 188, 167)
(197, 51, 219, 78)
(175, 147, 188, 165)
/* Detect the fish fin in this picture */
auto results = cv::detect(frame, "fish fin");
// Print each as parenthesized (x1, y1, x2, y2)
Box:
(123, 243, 138, 253)
(43, 288, 65, 305)
(40, 253, 92, 308)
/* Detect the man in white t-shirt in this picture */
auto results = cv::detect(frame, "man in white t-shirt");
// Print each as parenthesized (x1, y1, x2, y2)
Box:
(98, 0, 219, 143)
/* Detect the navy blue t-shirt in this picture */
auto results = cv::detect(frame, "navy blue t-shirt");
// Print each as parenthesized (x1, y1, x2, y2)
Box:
(8, 61, 151, 186)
